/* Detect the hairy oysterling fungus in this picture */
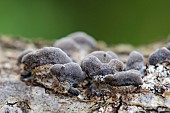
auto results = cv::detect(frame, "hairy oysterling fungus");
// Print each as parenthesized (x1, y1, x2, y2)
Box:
(67, 31, 97, 51)
(20, 47, 78, 96)
(21, 47, 72, 71)
(148, 47, 170, 65)
(50, 62, 86, 98)
(126, 51, 145, 74)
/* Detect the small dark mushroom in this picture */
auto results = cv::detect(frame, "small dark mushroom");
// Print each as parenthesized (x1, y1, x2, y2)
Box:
(104, 70, 143, 86)
(126, 51, 145, 73)
(21, 47, 72, 71)
(81, 55, 102, 76)
(89, 51, 118, 63)
(67, 31, 97, 51)
(50, 62, 86, 84)
(148, 47, 170, 65)
(108, 59, 124, 72)
(53, 38, 81, 56)
(17, 49, 34, 65)
(106, 51, 119, 59)
(50, 62, 86, 98)
(99, 59, 124, 76)
(81, 54, 123, 77)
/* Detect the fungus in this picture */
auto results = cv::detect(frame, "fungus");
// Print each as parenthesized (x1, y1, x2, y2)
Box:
(50, 62, 86, 84)
(104, 70, 143, 86)
(53, 38, 81, 56)
(81, 54, 123, 77)
(106, 51, 119, 59)
(148, 47, 170, 65)
(17, 49, 34, 65)
(108, 59, 124, 72)
(21, 47, 72, 71)
(126, 51, 145, 72)
(67, 31, 97, 51)
(81, 55, 102, 76)
(53, 37, 87, 63)
(50, 62, 86, 98)
(89, 51, 118, 63)
(99, 59, 124, 76)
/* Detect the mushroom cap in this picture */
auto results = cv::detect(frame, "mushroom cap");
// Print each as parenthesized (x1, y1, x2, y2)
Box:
(104, 70, 143, 86)
(17, 49, 34, 65)
(148, 47, 170, 65)
(53, 38, 81, 55)
(50, 62, 86, 84)
(126, 51, 144, 71)
(106, 51, 118, 59)
(22, 47, 72, 71)
(67, 31, 96, 50)
(81, 54, 123, 77)
(81, 55, 102, 76)
(108, 59, 124, 71)
(89, 51, 118, 63)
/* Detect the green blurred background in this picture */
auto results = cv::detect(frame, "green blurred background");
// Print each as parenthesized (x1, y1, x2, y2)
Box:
(0, 0, 170, 45)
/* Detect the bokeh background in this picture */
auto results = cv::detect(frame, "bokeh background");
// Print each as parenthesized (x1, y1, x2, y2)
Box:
(0, 0, 170, 45)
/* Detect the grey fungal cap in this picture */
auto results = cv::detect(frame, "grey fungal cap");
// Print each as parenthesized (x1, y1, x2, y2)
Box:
(108, 59, 124, 71)
(106, 51, 118, 59)
(126, 51, 144, 71)
(50, 62, 86, 84)
(67, 31, 97, 50)
(104, 70, 143, 86)
(89, 51, 118, 63)
(53, 38, 81, 55)
(81, 55, 102, 76)
(21, 47, 72, 71)
(81, 55, 123, 76)
(17, 49, 34, 65)
(148, 47, 170, 65)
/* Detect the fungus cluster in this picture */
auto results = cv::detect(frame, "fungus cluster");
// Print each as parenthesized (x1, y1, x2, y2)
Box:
(67, 31, 97, 51)
(146, 45, 170, 76)
(148, 47, 170, 65)
(21, 47, 72, 71)
(50, 62, 86, 85)
(142, 43, 170, 95)
(81, 50, 143, 95)
(18, 31, 150, 99)
(16, 32, 170, 113)
(53, 31, 97, 63)
(81, 51, 123, 77)
(18, 47, 86, 98)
